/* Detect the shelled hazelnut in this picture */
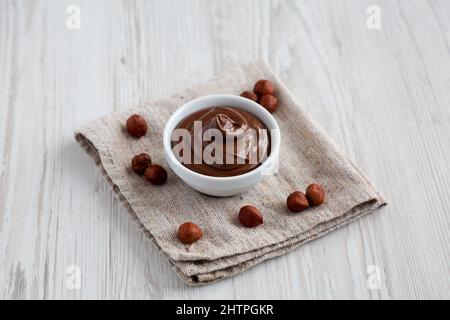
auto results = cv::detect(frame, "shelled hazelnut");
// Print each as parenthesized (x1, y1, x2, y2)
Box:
(259, 94, 278, 113)
(144, 164, 168, 185)
(253, 80, 274, 96)
(177, 222, 203, 244)
(287, 191, 309, 212)
(305, 183, 325, 206)
(126, 114, 148, 138)
(240, 91, 258, 102)
(131, 153, 152, 174)
(238, 205, 263, 228)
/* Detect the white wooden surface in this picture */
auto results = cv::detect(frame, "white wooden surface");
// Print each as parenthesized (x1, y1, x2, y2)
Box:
(0, 0, 449, 300)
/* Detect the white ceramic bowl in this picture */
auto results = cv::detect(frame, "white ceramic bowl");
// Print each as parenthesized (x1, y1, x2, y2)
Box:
(163, 94, 281, 197)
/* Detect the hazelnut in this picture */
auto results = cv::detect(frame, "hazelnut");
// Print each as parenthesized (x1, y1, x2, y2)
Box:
(238, 205, 263, 228)
(177, 222, 202, 244)
(126, 114, 148, 138)
(253, 79, 274, 96)
(305, 183, 325, 206)
(287, 191, 309, 212)
(259, 94, 278, 113)
(240, 91, 258, 102)
(131, 153, 152, 174)
(144, 164, 168, 185)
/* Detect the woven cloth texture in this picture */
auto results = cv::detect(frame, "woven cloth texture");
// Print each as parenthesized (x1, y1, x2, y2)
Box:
(75, 60, 386, 285)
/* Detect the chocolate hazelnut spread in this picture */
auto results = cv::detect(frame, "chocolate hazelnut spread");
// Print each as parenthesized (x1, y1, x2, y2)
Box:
(171, 107, 271, 177)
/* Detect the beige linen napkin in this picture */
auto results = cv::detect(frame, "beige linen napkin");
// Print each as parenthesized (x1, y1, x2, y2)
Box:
(75, 60, 386, 285)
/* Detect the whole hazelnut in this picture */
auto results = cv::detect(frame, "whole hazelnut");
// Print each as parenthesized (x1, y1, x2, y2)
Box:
(287, 191, 309, 212)
(126, 114, 148, 138)
(253, 79, 274, 96)
(177, 222, 203, 244)
(259, 94, 278, 113)
(131, 153, 152, 174)
(144, 164, 168, 185)
(240, 91, 258, 102)
(238, 205, 263, 228)
(305, 183, 325, 206)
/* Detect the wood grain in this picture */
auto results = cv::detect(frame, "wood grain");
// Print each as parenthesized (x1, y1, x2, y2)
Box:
(0, 0, 449, 299)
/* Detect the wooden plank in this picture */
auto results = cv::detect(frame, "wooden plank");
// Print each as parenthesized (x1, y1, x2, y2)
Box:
(0, 0, 448, 299)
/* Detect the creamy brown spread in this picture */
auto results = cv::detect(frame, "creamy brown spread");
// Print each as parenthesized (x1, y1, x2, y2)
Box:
(171, 107, 271, 177)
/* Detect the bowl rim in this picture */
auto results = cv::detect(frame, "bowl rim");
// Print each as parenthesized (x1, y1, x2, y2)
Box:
(163, 94, 281, 182)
